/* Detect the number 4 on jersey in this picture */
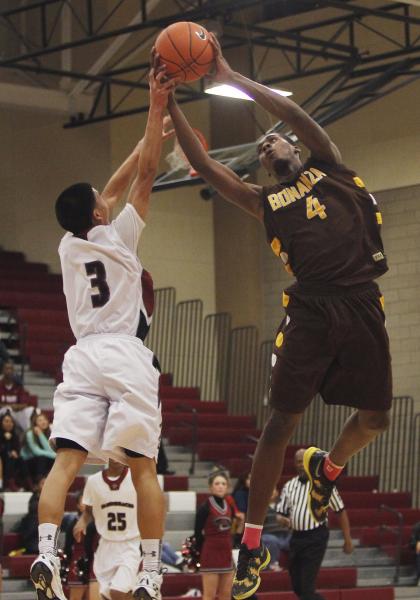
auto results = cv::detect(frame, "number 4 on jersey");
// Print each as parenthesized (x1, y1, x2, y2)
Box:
(306, 195, 327, 220)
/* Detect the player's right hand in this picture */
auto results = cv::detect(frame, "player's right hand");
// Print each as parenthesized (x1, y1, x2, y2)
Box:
(208, 32, 234, 83)
(73, 520, 86, 543)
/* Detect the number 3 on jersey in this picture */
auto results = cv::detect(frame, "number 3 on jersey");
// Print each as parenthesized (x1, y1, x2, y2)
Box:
(85, 260, 110, 308)
(306, 195, 327, 220)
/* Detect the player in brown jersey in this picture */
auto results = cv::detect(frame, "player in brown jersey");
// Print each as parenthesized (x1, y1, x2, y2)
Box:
(167, 34, 392, 600)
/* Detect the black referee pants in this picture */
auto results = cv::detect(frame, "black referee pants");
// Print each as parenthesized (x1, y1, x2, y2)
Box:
(288, 525, 329, 600)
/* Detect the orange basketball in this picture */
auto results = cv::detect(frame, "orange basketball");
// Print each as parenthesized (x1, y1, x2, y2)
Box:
(155, 21, 215, 83)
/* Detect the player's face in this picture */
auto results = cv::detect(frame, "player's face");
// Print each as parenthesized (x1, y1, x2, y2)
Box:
(257, 133, 301, 182)
(1, 415, 14, 432)
(92, 189, 110, 226)
(3, 362, 14, 379)
(36, 414, 49, 430)
(210, 475, 228, 498)
(294, 449, 306, 477)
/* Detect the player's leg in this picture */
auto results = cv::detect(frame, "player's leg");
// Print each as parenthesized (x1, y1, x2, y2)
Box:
(202, 573, 219, 600)
(127, 455, 164, 600)
(304, 290, 392, 523)
(31, 445, 87, 600)
(330, 409, 390, 466)
(70, 586, 89, 600)
(110, 591, 132, 600)
(217, 572, 234, 600)
(233, 294, 332, 600)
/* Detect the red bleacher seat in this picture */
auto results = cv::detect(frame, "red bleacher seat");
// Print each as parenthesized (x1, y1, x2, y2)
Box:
(336, 476, 379, 492)
(3, 533, 22, 554)
(17, 308, 69, 326)
(160, 386, 200, 400)
(161, 399, 227, 414)
(340, 492, 411, 509)
(163, 476, 188, 491)
(2, 554, 36, 577)
(341, 589, 394, 600)
(330, 508, 420, 528)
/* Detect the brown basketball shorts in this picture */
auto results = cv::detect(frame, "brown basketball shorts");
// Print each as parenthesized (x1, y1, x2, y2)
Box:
(269, 282, 393, 413)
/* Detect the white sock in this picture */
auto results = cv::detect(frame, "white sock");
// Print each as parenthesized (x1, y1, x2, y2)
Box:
(141, 539, 162, 572)
(38, 523, 59, 555)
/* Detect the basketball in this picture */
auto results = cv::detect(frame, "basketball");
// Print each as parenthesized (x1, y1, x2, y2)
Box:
(155, 21, 215, 83)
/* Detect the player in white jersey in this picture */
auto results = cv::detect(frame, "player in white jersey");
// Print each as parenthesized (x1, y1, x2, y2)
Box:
(74, 460, 141, 600)
(30, 60, 176, 600)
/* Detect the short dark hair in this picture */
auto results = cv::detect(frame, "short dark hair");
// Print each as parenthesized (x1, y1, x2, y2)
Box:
(55, 182, 95, 234)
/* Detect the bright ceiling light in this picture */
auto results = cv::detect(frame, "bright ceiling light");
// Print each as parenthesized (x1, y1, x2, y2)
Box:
(205, 83, 292, 100)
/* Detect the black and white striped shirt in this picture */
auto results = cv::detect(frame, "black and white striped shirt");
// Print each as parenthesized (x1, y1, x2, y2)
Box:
(277, 476, 344, 532)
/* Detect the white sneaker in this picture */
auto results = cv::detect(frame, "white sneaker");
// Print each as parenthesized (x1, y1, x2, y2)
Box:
(30, 553, 67, 600)
(133, 569, 163, 600)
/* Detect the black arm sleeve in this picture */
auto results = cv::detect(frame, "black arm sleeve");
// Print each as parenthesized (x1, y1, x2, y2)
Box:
(194, 501, 210, 551)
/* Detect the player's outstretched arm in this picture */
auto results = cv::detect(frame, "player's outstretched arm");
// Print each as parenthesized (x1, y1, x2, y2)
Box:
(209, 34, 342, 165)
(167, 94, 263, 221)
(128, 63, 176, 221)
(101, 139, 143, 211)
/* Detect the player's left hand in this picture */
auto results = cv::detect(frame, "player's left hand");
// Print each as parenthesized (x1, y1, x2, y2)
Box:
(208, 32, 235, 83)
(343, 538, 354, 554)
(149, 54, 180, 109)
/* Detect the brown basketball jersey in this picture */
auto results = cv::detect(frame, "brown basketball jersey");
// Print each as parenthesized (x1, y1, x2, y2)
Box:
(262, 157, 388, 287)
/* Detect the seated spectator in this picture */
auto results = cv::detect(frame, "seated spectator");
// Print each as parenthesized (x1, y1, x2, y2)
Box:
(261, 487, 291, 569)
(0, 340, 9, 374)
(12, 476, 46, 553)
(0, 413, 30, 491)
(21, 411, 56, 481)
(0, 361, 33, 432)
(232, 472, 250, 515)
(410, 521, 420, 586)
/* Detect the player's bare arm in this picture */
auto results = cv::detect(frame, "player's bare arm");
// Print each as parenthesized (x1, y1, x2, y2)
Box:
(209, 34, 342, 166)
(128, 59, 176, 221)
(167, 94, 263, 221)
(101, 139, 144, 211)
(73, 504, 94, 543)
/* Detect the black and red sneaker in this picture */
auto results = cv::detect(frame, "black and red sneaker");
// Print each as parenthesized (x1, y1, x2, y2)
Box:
(232, 543, 271, 599)
(303, 447, 335, 523)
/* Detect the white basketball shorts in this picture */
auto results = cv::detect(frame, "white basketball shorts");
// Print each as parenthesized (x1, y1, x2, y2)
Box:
(51, 333, 161, 464)
(93, 537, 141, 598)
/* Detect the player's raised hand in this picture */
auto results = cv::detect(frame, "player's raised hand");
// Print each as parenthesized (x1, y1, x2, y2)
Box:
(149, 54, 179, 110)
(208, 32, 235, 83)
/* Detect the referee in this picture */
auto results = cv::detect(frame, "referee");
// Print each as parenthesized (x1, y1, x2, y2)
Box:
(277, 448, 353, 600)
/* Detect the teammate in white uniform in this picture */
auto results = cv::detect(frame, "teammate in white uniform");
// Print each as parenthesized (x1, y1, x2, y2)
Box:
(74, 460, 141, 600)
(30, 60, 176, 600)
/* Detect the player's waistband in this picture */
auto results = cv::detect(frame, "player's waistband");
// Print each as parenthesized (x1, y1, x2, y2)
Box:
(287, 280, 379, 297)
(77, 332, 145, 344)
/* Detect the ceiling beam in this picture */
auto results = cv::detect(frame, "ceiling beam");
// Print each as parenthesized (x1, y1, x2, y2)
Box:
(69, 0, 162, 97)
(0, 0, 270, 65)
(0, 81, 91, 114)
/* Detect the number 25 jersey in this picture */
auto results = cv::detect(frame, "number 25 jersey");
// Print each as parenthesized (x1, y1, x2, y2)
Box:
(59, 204, 153, 340)
(82, 468, 139, 542)
(262, 157, 388, 286)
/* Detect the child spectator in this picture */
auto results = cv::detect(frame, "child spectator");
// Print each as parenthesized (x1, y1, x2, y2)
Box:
(0, 413, 29, 490)
(194, 471, 238, 600)
(22, 411, 55, 480)
(0, 361, 33, 432)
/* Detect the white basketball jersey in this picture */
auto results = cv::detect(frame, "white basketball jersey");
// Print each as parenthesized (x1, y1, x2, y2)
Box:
(82, 468, 140, 542)
(59, 203, 154, 340)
